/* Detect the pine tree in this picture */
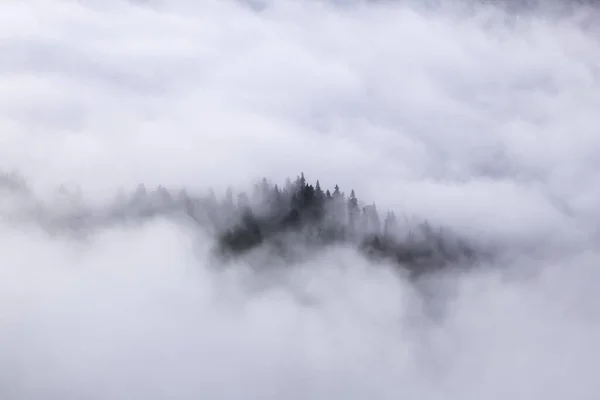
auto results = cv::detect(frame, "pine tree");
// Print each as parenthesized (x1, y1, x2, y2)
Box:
(384, 211, 399, 238)
(348, 189, 359, 231)
(284, 178, 293, 194)
(370, 203, 381, 235)
(333, 184, 341, 198)
(302, 184, 315, 210)
(272, 184, 282, 209)
(295, 172, 306, 191)
(260, 177, 270, 199)
(315, 180, 325, 205)
(348, 189, 358, 209)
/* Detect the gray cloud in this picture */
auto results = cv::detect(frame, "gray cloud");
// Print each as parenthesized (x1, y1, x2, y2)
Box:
(1, 0, 599, 398)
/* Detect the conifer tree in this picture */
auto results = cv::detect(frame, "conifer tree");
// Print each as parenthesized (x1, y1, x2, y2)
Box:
(348, 189, 359, 231)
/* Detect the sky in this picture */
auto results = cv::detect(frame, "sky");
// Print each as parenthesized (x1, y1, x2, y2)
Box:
(1, 0, 600, 398)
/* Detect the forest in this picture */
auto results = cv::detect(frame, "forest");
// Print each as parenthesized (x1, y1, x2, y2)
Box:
(214, 173, 479, 276)
(0, 171, 480, 277)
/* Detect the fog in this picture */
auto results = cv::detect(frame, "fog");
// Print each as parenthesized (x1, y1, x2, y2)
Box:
(1, 0, 600, 398)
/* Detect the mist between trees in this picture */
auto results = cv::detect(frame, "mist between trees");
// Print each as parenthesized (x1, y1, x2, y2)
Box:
(0, 171, 486, 278)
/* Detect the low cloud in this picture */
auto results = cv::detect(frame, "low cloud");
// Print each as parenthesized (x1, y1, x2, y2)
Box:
(1, 0, 599, 398)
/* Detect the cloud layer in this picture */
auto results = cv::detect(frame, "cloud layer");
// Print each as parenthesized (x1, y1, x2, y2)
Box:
(1, 0, 600, 398)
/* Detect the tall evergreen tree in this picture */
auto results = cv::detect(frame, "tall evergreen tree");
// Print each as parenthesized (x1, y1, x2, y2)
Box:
(315, 180, 325, 206)
(348, 189, 359, 231)
(384, 211, 399, 238)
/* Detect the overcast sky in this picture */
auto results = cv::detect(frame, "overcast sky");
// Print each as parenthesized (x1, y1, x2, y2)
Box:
(1, 0, 600, 398)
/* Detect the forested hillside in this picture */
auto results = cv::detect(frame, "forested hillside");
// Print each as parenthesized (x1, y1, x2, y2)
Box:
(1, 171, 478, 277)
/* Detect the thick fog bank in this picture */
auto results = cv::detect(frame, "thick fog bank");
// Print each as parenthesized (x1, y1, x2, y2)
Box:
(1, 0, 600, 399)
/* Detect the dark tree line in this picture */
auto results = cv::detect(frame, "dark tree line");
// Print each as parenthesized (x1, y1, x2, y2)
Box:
(0, 171, 479, 277)
(216, 173, 477, 277)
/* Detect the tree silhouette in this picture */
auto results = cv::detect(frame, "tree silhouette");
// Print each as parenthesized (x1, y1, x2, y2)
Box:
(1, 168, 479, 278)
(214, 173, 478, 277)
